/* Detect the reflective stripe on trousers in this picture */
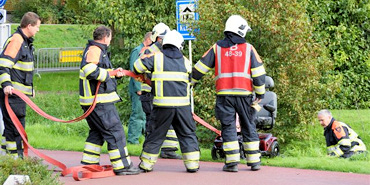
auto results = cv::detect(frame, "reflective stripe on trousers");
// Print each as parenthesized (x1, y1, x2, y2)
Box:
(139, 151, 159, 170)
(161, 129, 179, 150)
(243, 141, 261, 166)
(81, 142, 102, 164)
(223, 141, 240, 165)
(183, 151, 200, 170)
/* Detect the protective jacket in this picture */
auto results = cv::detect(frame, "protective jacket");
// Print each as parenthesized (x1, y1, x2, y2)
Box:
(0, 27, 35, 96)
(324, 118, 367, 158)
(192, 32, 266, 98)
(134, 45, 192, 107)
(79, 40, 120, 106)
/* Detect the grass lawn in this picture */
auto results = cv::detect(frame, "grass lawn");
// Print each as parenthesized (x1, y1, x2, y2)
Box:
(21, 71, 370, 174)
(11, 24, 94, 49)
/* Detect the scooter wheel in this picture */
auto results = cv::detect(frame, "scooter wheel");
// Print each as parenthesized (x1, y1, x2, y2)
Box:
(211, 147, 219, 160)
(270, 141, 280, 157)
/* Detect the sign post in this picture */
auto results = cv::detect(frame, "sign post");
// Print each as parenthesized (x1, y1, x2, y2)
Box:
(176, 0, 199, 64)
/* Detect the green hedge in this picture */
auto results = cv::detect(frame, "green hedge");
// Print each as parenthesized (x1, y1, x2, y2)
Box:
(305, 0, 370, 109)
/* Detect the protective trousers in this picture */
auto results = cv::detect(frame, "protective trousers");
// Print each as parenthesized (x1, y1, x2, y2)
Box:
(81, 103, 132, 173)
(127, 91, 145, 144)
(141, 92, 179, 152)
(0, 91, 26, 158)
(139, 106, 200, 171)
(215, 96, 261, 167)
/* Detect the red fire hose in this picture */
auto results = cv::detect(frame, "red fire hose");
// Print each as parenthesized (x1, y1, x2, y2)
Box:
(4, 69, 218, 180)
(4, 69, 148, 181)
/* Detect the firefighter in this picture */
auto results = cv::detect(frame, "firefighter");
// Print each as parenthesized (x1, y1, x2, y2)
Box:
(127, 32, 152, 145)
(192, 15, 266, 172)
(79, 26, 139, 175)
(0, 12, 41, 159)
(134, 30, 200, 173)
(317, 109, 367, 158)
(140, 23, 181, 159)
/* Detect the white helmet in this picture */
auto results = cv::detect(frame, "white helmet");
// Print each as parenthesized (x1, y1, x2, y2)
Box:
(162, 30, 184, 50)
(224, 15, 251, 38)
(150, 23, 170, 42)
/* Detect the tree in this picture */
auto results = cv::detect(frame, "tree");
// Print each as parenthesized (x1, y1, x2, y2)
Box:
(192, 0, 334, 143)
(77, 0, 334, 144)
(305, 0, 370, 109)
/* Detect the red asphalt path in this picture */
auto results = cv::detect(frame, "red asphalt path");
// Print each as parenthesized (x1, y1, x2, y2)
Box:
(29, 150, 369, 185)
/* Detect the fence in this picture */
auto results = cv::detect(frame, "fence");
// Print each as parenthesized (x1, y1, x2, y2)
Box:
(35, 47, 84, 76)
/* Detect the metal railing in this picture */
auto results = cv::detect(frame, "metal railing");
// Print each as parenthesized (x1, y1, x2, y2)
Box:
(35, 47, 84, 76)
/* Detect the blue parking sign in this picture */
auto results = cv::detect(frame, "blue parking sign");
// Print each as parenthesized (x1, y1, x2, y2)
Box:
(176, 0, 199, 40)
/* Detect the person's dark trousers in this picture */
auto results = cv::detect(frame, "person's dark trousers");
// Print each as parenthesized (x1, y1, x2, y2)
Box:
(140, 91, 153, 135)
(216, 95, 261, 167)
(0, 90, 26, 158)
(127, 91, 146, 144)
(140, 106, 200, 170)
(81, 103, 132, 173)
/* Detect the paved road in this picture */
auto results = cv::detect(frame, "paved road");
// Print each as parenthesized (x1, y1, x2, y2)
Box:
(30, 150, 369, 185)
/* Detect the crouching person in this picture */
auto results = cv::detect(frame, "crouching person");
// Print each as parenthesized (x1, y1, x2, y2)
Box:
(134, 30, 200, 173)
(318, 109, 367, 158)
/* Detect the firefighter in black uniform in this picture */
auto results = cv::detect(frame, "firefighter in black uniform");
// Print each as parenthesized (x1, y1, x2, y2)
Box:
(79, 26, 139, 175)
(0, 12, 41, 158)
(134, 30, 200, 172)
(140, 23, 181, 159)
(192, 15, 266, 172)
(318, 109, 366, 158)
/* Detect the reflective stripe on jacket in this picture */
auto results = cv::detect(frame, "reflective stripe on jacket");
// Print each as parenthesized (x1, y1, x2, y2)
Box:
(139, 42, 162, 93)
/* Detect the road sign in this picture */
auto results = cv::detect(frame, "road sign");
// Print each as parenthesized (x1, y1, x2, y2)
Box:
(0, 9, 6, 24)
(176, 0, 199, 40)
(0, 0, 7, 7)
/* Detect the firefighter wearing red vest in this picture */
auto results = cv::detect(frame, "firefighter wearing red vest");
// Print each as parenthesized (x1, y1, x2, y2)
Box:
(317, 109, 367, 158)
(192, 15, 266, 172)
(0, 12, 41, 159)
(79, 26, 139, 175)
(134, 30, 200, 173)
(139, 23, 182, 159)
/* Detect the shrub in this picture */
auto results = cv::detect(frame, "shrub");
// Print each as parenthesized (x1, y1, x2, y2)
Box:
(305, 0, 370, 109)
(74, 0, 335, 144)
(11, 0, 78, 24)
(192, 0, 333, 143)
(0, 155, 62, 185)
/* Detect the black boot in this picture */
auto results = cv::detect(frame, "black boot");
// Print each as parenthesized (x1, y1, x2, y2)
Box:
(115, 163, 140, 175)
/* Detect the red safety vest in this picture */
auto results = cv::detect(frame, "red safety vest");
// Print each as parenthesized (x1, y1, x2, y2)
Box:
(215, 43, 253, 95)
